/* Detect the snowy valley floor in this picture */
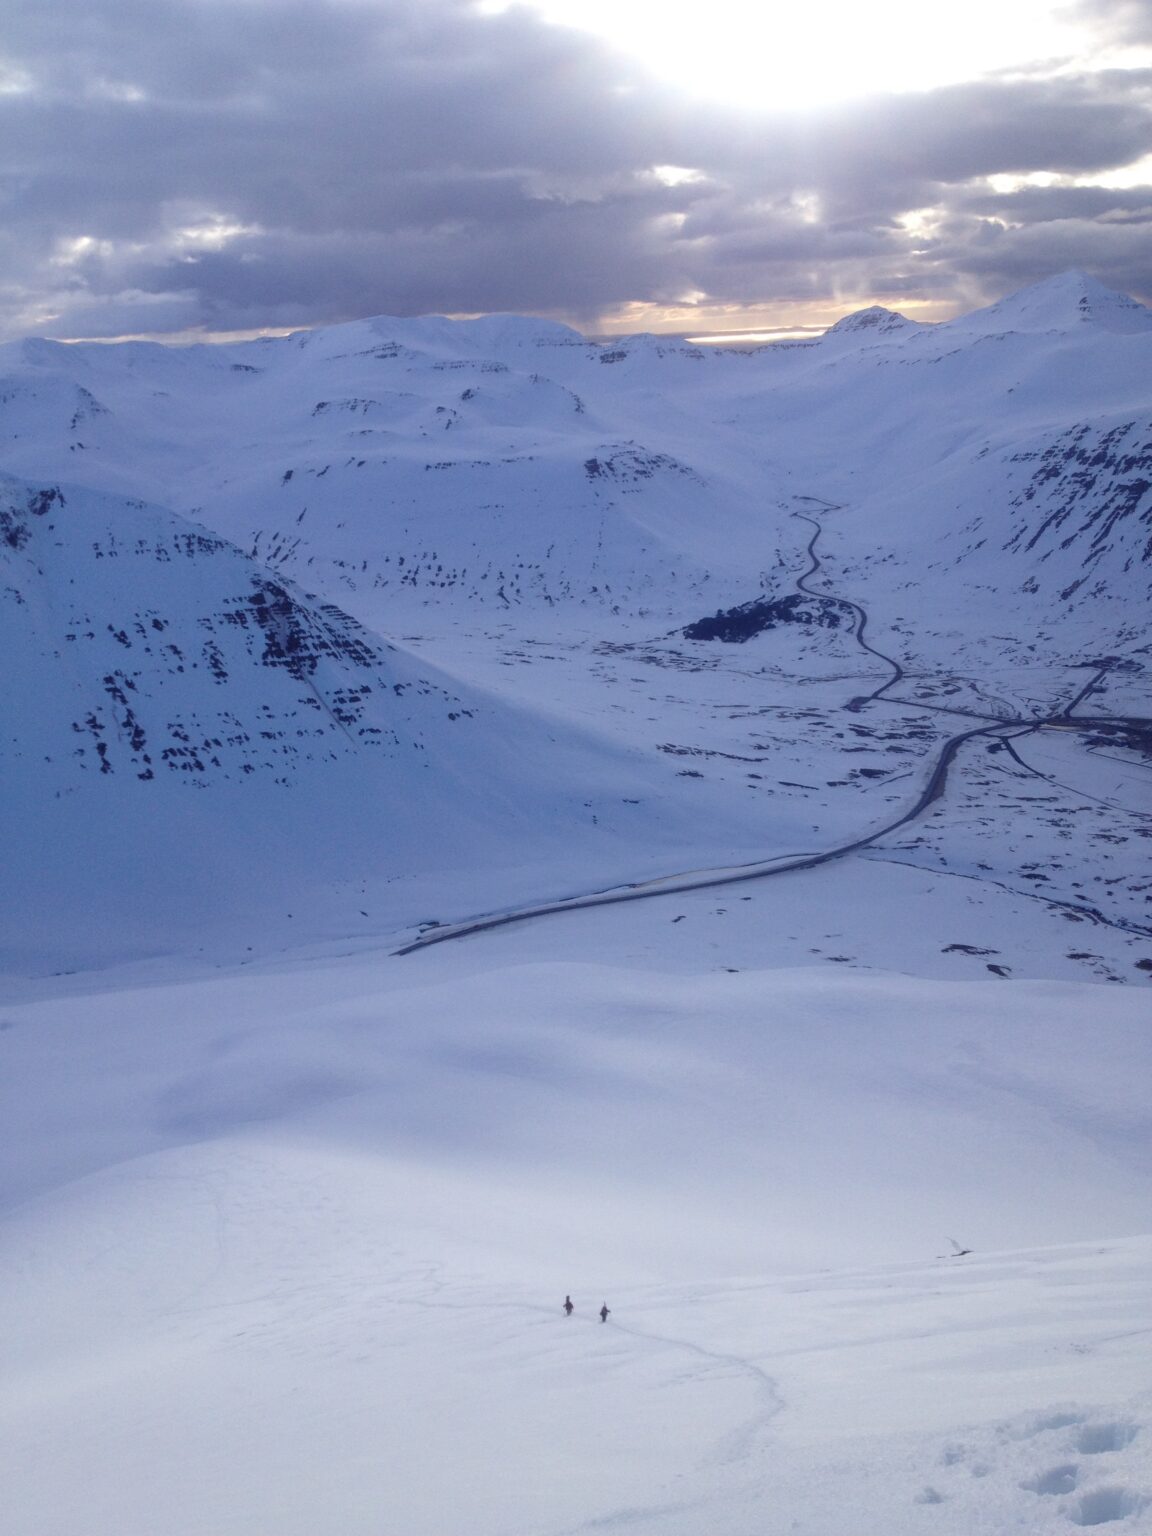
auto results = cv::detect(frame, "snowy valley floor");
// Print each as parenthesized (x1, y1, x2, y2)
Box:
(1, 867, 1150, 1536)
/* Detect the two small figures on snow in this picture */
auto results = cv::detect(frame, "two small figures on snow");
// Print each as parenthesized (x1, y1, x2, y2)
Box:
(563, 1295, 609, 1322)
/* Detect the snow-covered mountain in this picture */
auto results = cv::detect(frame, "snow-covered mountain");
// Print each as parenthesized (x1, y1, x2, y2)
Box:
(1, 271, 1148, 652)
(952, 269, 1152, 337)
(2, 469, 780, 967)
(1, 270, 1148, 968)
(822, 302, 924, 339)
(0, 320, 784, 625)
(1, 274, 1150, 1536)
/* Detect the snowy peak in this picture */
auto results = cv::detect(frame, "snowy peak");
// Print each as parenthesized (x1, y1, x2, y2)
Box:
(823, 304, 920, 339)
(0, 373, 111, 441)
(953, 270, 1152, 336)
(285, 311, 591, 367)
(596, 333, 707, 361)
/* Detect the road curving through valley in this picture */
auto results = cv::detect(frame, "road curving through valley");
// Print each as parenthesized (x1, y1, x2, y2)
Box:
(395, 514, 1150, 955)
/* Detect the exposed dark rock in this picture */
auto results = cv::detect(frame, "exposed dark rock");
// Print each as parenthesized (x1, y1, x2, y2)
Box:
(1006, 420, 1152, 566)
(684, 592, 853, 642)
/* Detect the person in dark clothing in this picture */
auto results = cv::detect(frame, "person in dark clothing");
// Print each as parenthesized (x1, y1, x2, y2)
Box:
(599, 1303, 610, 1323)
(563, 1295, 574, 1316)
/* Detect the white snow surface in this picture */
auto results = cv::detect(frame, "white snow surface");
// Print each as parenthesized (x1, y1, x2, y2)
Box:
(1, 932, 1149, 1535)
(0, 273, 1150, 1533)
(2, 269, 1150, 963)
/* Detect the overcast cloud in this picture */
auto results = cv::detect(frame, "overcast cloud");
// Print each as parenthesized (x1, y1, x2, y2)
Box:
(3, 0, 1151, 338)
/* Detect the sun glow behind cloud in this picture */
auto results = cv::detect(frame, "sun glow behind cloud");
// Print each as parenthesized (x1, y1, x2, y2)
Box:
(4, 0, 1152, 343)
(485, 0, 1130, 110)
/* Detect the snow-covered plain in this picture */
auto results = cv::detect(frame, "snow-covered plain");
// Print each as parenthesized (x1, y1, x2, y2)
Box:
(1, 273, 1149, 1533)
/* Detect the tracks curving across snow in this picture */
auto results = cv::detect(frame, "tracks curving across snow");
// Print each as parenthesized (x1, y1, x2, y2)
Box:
(608, 1314, 786, 1467)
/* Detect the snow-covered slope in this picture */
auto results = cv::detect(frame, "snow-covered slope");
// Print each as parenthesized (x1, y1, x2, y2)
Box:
(0, 275, 1149, 1536)
(0, 471, 777, 967)
(1, 272, 1148, 659)
(0, 929, 1148, 1536)
(951, 269, 1152, 337)
(0, 318, 790, 626)
(0, 271, 1149, 969)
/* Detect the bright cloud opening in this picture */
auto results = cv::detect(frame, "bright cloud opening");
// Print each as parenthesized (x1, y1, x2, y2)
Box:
(486, 0, 1134, 110)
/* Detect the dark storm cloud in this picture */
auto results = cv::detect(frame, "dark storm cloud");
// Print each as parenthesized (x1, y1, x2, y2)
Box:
(926, 212, 1152, 300)
(954, 183, 1152, 223)
(3, 0, 1152, 337)
(818, 72, 1152, 186)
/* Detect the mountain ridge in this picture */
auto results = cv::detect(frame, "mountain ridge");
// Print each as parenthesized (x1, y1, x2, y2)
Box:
(1, 272, 1148, 970)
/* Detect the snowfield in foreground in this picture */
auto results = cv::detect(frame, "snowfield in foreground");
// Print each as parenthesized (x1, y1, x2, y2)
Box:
(1, 915, 1149, 1536)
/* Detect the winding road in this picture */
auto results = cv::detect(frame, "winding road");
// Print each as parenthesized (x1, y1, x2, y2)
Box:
(793, 510, 904, 707)
(396, 512, 1151, 956)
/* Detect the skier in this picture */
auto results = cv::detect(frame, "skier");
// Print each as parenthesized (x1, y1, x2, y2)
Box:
(563, 1295, 574, 1316)
(599, 1303, 610, 1323)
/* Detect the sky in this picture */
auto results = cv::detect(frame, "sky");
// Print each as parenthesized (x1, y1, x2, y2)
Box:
(3, 0, 1152, 341)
